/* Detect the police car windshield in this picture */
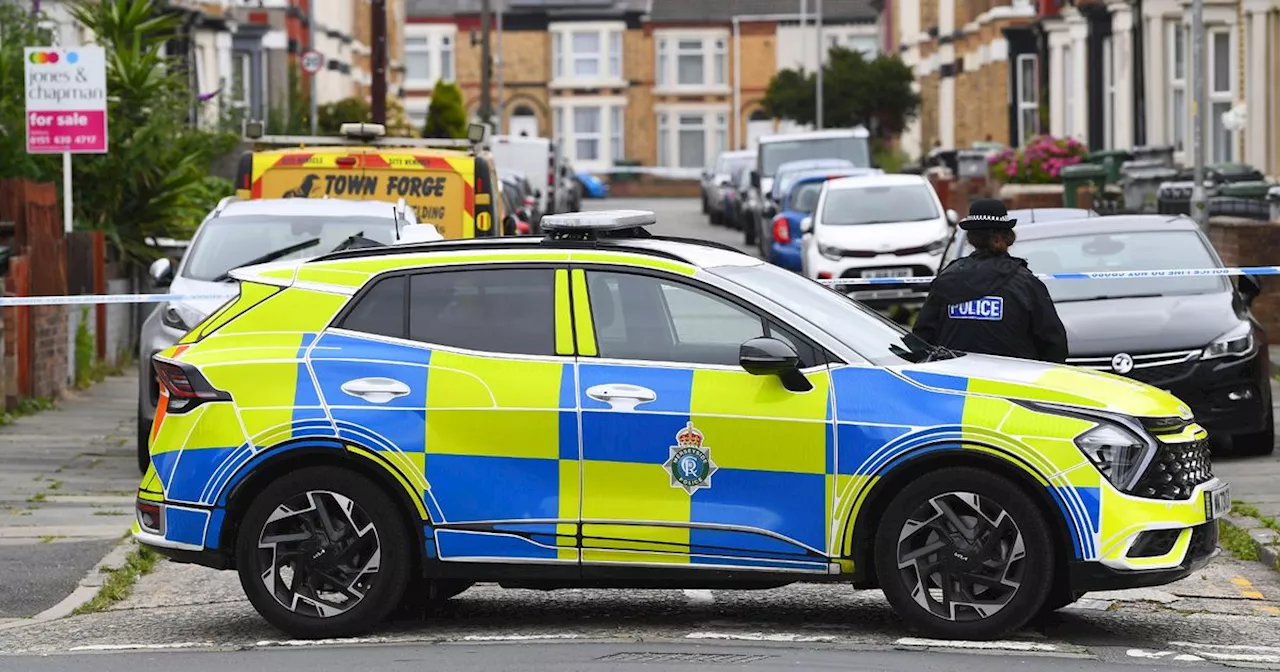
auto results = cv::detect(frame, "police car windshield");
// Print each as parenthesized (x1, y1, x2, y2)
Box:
(1010, 230, 1227, 301)
(821, 184, 939, 225)
(713, 264, 957, 365)
(182, 215, 400, 282)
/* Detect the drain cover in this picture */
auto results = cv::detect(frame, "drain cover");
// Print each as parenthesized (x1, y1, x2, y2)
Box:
(595, 652, 773, 664)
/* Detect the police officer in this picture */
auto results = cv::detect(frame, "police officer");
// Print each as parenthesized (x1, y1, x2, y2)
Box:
(913, 198, 1069, 363)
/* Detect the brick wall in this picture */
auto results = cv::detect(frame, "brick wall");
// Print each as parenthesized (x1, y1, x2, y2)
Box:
(1208, 218, 1280, 342)
(31, 306, 66, 400)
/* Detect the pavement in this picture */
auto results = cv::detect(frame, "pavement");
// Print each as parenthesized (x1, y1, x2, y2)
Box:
(0, 373, 140, 624)
(3, 200, 1280, 669)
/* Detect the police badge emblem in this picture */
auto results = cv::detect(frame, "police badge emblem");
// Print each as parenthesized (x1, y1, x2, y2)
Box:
(664, 421, 718, 495)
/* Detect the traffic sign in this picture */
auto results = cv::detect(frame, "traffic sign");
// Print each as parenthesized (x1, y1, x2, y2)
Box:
(25, 47, 107, 154)
(301, 50, 325, 75)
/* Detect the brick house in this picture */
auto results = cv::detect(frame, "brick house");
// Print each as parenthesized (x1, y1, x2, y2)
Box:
(406, 0, 879, 172)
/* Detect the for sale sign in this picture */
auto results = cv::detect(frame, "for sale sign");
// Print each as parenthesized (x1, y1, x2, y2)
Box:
(24, 47, 108, 154)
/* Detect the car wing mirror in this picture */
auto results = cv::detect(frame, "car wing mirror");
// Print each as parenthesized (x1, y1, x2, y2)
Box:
(149, 257, 174, 286)
(800, 216, 814, 234)
(739, 337, 812, 392)
(946, 209, 959, 225)
(1239, 275, 1263, 303)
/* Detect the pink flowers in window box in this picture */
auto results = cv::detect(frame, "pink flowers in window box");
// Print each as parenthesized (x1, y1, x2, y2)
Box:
(987, 135, 1089, 184)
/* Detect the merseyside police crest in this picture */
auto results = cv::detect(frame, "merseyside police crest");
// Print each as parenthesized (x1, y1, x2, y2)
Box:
(664, 422, 718, 495)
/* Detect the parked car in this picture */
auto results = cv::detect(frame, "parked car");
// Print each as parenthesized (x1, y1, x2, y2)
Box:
(939, 214, 1272, 454)
(744, 128, 873, 248)
(703, 150, 755, 225)
(767, 169, 875, 272)
(499, 177, 532, 234)
(137, 197, 421, 472)
(576, 171, 609, 199)
(941, 208, 1099, 261)
(501, 172, 541, 231)
(755, 160, 880, 256)
(800, 174, 956, 309)
(717, 162, 750, 230)
(728, 163, 761, 233)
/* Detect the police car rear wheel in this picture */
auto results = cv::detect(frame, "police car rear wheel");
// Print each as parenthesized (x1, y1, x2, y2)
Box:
(874, 467, 1053, 640)
(235, 467, 411, 638)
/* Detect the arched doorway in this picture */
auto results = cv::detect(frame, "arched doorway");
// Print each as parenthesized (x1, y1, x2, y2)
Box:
(746, 109, 773, 150)
(509, 104, 538, 138)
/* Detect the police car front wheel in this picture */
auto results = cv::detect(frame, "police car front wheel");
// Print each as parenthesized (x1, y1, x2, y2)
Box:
(235, 466, 411, 638)
(873, 467, 1054, 640)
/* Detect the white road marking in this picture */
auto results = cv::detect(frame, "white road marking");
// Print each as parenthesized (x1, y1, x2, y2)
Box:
(69, 643, 215, 652)
(1167, 641, 1280, 664)
(683, 589, 715, 604)
(895, 637, 1058, 652)
(1126, 649, 1204, 661)
(460, 634, 584, 642)
(686, 631, 837, 643)
(1170, 642, 1280, 654)
(254, 637, 398, 647)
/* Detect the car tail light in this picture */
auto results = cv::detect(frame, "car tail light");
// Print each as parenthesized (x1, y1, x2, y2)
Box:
(516, 221, 531, 234)
(153, 360, 229, 411)
(336, 156, 357, 168)
(523, 195, 536, 207)
(818, 271, 833, 279)
(772, 215, 791, 244)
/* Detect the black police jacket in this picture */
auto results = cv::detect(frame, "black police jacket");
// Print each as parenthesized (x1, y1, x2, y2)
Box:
(912, 251, 1069, 363)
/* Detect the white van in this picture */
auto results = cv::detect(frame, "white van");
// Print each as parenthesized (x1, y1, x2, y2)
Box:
(491, 135, 551, 214)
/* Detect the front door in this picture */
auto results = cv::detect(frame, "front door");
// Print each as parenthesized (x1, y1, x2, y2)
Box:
(571, 267, 833, 573)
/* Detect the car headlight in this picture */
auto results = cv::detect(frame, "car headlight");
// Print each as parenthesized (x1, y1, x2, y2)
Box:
(160, 303, 204, 333)
(1074, 421, 1155, 493)
(1202, 321, 1254, 360)
(818, 243, 843, 261)
(927, 237, 947, 255)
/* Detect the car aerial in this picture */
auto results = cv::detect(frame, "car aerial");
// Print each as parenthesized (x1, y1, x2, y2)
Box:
(767, 169, 875, 272)
(744, 129, 874, 249)
(941, 208, 1099, 261)
(138, 196, 428, 473)
(939, 214, 1272, 455)
(137, 210, 1226, 642)
(703, 150, 756, 226)
(800, 174, 957, 309)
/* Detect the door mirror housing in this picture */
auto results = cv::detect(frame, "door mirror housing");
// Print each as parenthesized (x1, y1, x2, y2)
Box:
(149, 257, 174, 286)
(946, 208, 959, 225)
(739, 337, 813, 392)
(1239, 275, 1263, 303)
(800, 216, 814, 234)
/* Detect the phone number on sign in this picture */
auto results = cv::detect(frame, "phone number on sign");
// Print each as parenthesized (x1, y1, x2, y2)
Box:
(29, 134, 102, 146)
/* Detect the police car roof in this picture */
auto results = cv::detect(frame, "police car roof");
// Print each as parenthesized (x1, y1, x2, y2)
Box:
(218, 198, 404, 219)
(1013, 214, 1201, 241)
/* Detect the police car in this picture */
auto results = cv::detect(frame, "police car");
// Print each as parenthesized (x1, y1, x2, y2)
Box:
(135, 211, 1226, 641)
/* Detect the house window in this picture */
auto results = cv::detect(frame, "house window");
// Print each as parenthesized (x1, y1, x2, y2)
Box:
(230, 51, 251, 111)
(1102, 36, 1115, 149)
(610, 106, 624, 161)
(405, 36, 431, 82)
(440, 35, 454, 82)
(1208, 28, 1233, 162)
(404, 29, 455, 85)
(657, 112, 670, 166)
(552, 24, 624, 83)
(1168, 23, 1186, 152)
(1063, 44, 1074, 138)
(1015, 54, 1038, 145)
(574, 107, 601, 161)
(657, 109, 730, 168)
(555, 100, 626, 166)
(677, 113, 706, 168)
(847, 35, 878, 59)
(655, 32, 728, 89)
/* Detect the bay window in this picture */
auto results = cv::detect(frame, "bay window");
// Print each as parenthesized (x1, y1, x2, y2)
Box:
(551, 22, 624, 85)
(552, 98, 627, 167)
(655, 31, 728, 90)
(656, 108, 730, 169)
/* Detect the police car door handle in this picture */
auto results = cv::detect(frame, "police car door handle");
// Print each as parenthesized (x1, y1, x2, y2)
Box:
(586, 384, 657, 411)
(340, 377, 411, 404)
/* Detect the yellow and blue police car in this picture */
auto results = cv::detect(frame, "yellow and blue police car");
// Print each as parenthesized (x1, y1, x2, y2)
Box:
(133, 210, 1227, 641)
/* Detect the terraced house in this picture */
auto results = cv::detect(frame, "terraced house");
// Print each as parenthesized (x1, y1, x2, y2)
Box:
(406, 0, 878, 172)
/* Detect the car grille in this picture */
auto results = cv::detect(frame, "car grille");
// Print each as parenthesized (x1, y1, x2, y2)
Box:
(1067, 349, 1199, 386)
(1133, 437, 1214, 500)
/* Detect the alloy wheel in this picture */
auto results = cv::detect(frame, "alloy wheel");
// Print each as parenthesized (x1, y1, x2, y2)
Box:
(895, 491, 1026, 622)
(256, 490, 382, 618)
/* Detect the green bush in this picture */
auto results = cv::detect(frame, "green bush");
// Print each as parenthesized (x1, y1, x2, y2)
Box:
(424, 80, 468, 139)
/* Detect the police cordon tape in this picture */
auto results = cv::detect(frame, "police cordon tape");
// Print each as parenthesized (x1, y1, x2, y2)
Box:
(0, 265, 1276, 306)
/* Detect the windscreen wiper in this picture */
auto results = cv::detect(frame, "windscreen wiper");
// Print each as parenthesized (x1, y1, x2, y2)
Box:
(1054, 293, 1164, 303)
(212, 238, 321, 282)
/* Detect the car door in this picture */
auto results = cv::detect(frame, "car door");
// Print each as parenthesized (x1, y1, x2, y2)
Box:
(311, 264, 579, 565)
(570, 266, 834, 574)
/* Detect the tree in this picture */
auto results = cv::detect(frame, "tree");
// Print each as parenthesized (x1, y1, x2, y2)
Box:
(423, 80, 468, 139)
(0, 4, 59, 182)
(761, 47, 921, 141)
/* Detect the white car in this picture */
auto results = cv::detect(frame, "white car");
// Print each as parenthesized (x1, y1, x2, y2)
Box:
(800, 174, 957, 308)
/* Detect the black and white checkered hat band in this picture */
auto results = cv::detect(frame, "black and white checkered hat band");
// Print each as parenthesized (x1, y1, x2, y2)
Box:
(960, 214, 1012, 223)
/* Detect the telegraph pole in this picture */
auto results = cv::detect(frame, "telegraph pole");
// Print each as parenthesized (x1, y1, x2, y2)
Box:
(371, 0, 388, 124)
(495, 0, 504, 134)
(1189, 0, 1207, 230)
(308, 4, 318, 135)
(815, 0, 824, 129)
(479, 0, 493, 126)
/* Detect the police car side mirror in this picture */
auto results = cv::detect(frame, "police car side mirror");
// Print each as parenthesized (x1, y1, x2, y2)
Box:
(800, 216, 814, 234)
(149, 257, 173, 287)
(739, 337, 813, 393)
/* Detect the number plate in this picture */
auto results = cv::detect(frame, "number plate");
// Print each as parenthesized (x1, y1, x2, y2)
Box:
(1205, 483, 1231, 520)
(862, 268, 912, 279)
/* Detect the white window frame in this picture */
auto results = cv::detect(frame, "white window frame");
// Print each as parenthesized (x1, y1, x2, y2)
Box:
(1168, 22, 1186, 153)
(1062, 44, 1074, 138)
(1014, 53, 1038, 145)
(550, 96, 628, 170)
(404, 25, 456, 88)
(654, 105, 731, 173)
(654, 29, 729, 93)
(230, 51, 251, 111)
(1102, 36, 1115, 149)
(550, 21, 625, 88)
(1207, 27, 1235, 163)
(404, 34, 432, 85)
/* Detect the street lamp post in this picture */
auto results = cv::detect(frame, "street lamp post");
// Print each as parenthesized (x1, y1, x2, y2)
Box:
(815, 0, 824, 130)
(1189, 0, 1207, 231)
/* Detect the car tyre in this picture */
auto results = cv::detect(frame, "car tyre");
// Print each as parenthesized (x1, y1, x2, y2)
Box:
(701, 194, 710, 214)
(743, 213, 757, 246)
(874, 467, 1054, 640)
(1233, 409, 1275, 456)
(235, 466, 412, 639)
(137, 416, 151, 474)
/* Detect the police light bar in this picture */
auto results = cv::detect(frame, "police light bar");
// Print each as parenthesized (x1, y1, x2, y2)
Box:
(341, 123, 386, 140)
(540, 210, 656, 233)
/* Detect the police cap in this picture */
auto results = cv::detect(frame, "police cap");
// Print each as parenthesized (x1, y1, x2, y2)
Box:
(959, 198, 1017, 231)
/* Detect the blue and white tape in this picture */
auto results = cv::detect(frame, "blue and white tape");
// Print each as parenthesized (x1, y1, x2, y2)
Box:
(0, 265, 1275, 306)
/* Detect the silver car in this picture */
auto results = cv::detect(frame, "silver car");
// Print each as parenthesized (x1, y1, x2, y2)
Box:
(136, 197, 424, 471)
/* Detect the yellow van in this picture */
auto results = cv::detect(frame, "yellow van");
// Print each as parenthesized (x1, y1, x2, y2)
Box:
(233, 122, 507, 239)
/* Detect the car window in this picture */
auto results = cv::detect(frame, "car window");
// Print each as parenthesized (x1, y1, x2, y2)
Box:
(1013, 231, 1228, 301)
(819, 183, 940, 225)
(339, 275, 407, 339)
(407, 268, 557, 356)
(761, 137, 870, 175)
(587, 271, 765, 367)
(790, 182, 823, 213)
(182, 215, 400, 282)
